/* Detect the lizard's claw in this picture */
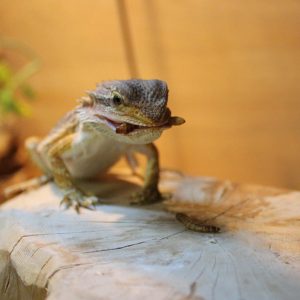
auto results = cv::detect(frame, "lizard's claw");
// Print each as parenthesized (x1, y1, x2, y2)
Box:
(130, 188, 172, 205)
(60, 190, 100, 213)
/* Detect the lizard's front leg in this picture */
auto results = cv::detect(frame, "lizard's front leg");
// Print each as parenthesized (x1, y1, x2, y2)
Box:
(130, 143, 166, 205)
(47, 134, 98, 212)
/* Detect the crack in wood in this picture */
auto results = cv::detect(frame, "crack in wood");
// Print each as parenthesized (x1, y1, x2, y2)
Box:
(9, 236, 25, 256)
(9, 231, 99, 257)
(212, 255, 217, 272)
(34, 256, 53, 286)
(70, 229, 187, 253)
(195, 266, 206, 282)
(30, 242, 58, 258)
(157, 229, 187, 241)
(190, 252, 203, 271)
(45, 263, 94, 289)
(82, 240, 147, 253)
(80, 230, 186, 254)
(3, 269, 10, 294)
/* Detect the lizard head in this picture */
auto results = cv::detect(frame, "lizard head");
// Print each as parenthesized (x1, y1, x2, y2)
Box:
(78, 79, 185, 144)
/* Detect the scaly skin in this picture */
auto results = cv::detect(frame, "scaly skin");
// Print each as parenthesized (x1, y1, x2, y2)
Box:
(6, 79, 185, 212)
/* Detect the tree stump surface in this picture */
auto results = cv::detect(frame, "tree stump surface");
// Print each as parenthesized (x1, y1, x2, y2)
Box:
(1, 170, 300, 300)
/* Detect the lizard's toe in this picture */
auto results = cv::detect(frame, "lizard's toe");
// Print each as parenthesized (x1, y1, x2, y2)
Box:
(60, 190, 100, 213)
(80, 195, 99, 209)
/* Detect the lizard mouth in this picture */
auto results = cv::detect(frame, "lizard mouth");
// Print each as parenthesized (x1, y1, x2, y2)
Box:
(95, 114, 184, 135)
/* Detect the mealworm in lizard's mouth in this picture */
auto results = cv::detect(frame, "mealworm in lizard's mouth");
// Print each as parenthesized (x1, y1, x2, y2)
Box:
(95, 114, 185, 135)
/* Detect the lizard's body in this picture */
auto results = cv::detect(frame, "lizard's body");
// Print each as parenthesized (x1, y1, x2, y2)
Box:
(39, 110, 127, 179)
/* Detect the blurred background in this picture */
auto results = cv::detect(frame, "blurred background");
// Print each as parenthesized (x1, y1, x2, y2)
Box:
(0, 0, 300, 191)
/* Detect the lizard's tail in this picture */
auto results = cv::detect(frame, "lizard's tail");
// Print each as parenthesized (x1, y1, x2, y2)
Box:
(3, 175, 53, 200)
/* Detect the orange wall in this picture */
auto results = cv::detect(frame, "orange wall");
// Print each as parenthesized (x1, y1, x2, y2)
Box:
(1, 0, 300, 189)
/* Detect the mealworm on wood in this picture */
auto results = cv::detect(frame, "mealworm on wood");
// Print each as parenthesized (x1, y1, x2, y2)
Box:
(175, 213, 220, 233)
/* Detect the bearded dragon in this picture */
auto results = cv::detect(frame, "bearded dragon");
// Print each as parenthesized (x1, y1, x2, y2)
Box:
(5, 79, 220, 233)
(5, 80, 183, 207)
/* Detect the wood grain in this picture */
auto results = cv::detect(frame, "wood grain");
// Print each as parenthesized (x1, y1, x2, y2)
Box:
(1, 171, 300, 300)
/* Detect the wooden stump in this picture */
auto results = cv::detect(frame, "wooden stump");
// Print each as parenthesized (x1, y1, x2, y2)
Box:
(1, 170, 300, 300)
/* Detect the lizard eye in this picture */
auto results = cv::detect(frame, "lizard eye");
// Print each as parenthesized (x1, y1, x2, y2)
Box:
(112, 93, 123, 106)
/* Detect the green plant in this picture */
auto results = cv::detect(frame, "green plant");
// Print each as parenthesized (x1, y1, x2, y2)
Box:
(0, 38, 39, 119)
